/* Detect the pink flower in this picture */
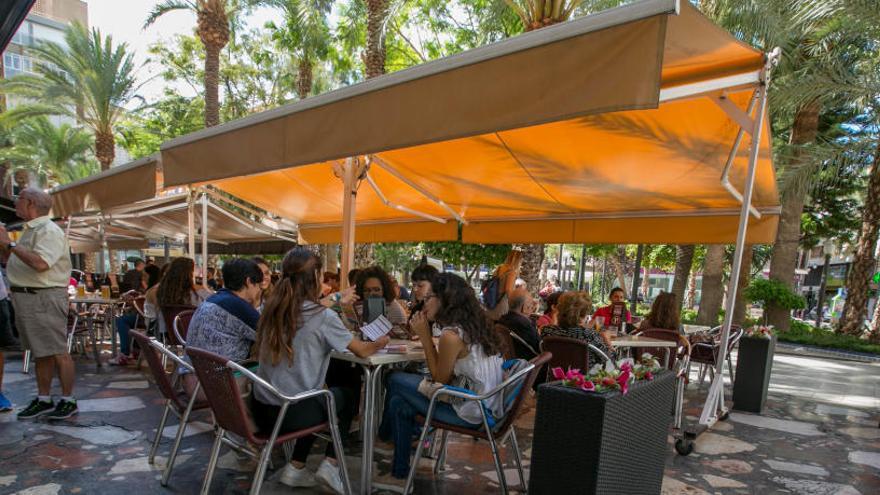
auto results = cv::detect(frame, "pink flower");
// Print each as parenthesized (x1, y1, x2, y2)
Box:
(644, 371, 654, 381)
(580, 380, 596, 392)
(617, 369, 631, 395)
(551, 367, 566, 380)
(619, 361, 633, 373)
(601, 376, 616, 387)
(565, 368, 582, 381)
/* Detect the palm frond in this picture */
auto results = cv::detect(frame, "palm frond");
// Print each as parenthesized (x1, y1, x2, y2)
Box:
(144, 0, 196, 28)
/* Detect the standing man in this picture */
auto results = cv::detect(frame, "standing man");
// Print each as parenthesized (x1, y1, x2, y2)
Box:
(122, 258, 147, 293)
(0, 187, 76, 420)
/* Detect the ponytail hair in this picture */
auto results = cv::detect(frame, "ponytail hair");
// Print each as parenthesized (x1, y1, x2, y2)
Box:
(254, 247, 323, 366)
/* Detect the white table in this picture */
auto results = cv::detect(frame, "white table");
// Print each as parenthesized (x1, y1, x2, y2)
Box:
(682, 324, 712, 335)
(330, 339, 426, 495)
(612, 335, 681, 367)
(71, 296, 123, 365)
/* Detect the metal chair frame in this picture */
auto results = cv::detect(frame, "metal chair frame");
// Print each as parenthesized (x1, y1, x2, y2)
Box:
(539, 335, 613, 382)
(690, 325, 743, 388)
(404, 356, 547, 495)
(132, 330, 208, 486)
(172, 309, 194, 347)
(186, 348, 352, 495)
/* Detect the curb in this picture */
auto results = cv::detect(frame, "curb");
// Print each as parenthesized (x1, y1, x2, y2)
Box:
(775, 342, 880, 364)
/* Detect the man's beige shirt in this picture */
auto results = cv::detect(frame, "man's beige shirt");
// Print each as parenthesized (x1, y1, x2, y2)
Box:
(7, 215, 72, 288)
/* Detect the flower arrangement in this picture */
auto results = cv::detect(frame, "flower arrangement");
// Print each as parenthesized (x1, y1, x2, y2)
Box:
(745, 325, 774, 339)
(551, 353, 663, 395)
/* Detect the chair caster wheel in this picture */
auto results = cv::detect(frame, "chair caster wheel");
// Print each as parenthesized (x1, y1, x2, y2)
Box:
(675, 438, 694, 456)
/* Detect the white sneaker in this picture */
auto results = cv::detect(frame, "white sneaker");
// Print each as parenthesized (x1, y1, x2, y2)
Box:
(316, 458, 346, 494)
(278, 463, 317, 488)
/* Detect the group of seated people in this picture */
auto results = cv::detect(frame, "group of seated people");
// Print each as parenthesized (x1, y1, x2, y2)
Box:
(110, 246, 685, 493)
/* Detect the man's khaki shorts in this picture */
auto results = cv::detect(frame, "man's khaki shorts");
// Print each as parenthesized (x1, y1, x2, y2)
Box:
(12, 288, 70, 359)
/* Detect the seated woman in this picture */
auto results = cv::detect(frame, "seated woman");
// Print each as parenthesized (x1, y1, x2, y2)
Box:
(252, 257, 273, 311)
(252, 248, 387, 493)
(353, 266, 408, 337)
(156, 257, 213, 339)
(374, 273, 504, 491)
(543, 291, 617, 366)
(111, 264, 168, 365)
(536, 290, 563, 332)
(180, 258, 263, 396)
(638, 292, 681, 332)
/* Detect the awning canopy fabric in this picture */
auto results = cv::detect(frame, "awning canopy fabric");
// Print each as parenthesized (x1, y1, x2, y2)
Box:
(65, 192, 298, 253)
(160, 0, 778, 245)
(0, 0, 35, 53)
(50, 155, 160, 218)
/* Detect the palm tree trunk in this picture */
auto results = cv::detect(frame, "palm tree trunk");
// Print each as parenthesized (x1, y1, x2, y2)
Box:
(296, 57, 313, 100)
(766, 102, 820, 332)
(671, 245, 695, 310)
(869, 293, 880, 343)
(354, 243, 374, 269)
(365, 0, 389, 79)
(323, 244, 339, 273)
(696, 244, 725, 326)
(94, 129, 115, 170)
(686, 269, 697, 310)
(839, 143, 880, 335)
(733, 245, 753, 327)
(610, 246, 628, 294)
(204, 42, 221, 127)
(518, 243, 544, 292)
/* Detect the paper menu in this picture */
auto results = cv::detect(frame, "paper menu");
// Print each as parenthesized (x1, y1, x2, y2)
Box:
(360, 315, 392, 341)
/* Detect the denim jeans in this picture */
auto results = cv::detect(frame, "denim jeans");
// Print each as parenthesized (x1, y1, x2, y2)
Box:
(378, 371, 477, 478)
(115, 313, 138, 355)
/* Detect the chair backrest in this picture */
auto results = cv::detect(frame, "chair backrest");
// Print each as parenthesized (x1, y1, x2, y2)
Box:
(540, 336, 590, 374)
(186, 347, 256, 443)
(173, 309, 196, 346)
(131, 330, 188, 411)
(131, 296, 147, 317)
(495, 352, 552, 434)
(632, 328, 690, 370)
(162, 304, 196, 346)
(493, 323, 516, 361)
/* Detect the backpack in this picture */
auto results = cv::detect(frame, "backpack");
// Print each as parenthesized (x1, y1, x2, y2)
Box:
(482, 276, 501, 309)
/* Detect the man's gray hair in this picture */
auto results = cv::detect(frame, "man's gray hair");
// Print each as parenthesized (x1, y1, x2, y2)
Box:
(508, 288, 530, 313)
(20, 187, 53, 215)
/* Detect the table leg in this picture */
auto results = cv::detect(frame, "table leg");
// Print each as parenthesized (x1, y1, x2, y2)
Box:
(360, 365, 374, 495)
(110, 304, 118, 358)
(88, 314, 101, 368)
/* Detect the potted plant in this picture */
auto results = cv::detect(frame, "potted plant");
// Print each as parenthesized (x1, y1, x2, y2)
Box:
(529, 355, 675, 495)
(732, 325, 776, 413)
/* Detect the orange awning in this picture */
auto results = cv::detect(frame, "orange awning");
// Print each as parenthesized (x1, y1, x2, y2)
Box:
(160, 0, 778, 245)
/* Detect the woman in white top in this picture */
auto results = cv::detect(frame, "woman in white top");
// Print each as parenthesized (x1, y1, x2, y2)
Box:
(374, 273, 504, 490)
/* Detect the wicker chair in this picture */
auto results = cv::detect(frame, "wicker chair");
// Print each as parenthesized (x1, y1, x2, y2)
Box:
(689, 325, 744, 387)
(540, 335, 612, 381)
(186, 347, 351, 495)
(404, 353, 553, 495)
(631, 328, 692, 370)
(131, 330, 209, 486)
(160, 304, 196, 348)
(172, 309, 195, 347)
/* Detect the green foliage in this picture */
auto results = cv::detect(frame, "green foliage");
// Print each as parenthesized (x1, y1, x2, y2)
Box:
(781, 319, 880, 355)
(0, 117, 97, 186)
(744, 278, 806, 310)
(118, 93, 205, 159)
(373, 243, 423, 278)
(680, 308, 698, 324)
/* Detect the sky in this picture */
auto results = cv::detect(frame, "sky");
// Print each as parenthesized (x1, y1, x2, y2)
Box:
(83, 0, 276, 101)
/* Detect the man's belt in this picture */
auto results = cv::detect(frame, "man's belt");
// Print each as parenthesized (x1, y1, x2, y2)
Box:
(10, 287, 66, 294)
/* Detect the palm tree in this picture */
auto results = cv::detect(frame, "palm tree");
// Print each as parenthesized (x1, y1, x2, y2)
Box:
(146, 0, 235, 127)
(699, 0, 842, 333)
(0, 117, 97, 187)
(364, 0, 391, 78)
(260, 0, 333, 99)
(0, 23, 140, 170)
(788, 0, 880, 337)
(696, 244, 726, 325)
(670, 245, 695, 310)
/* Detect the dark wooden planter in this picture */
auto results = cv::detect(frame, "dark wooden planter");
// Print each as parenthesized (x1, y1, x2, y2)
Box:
(528, 371, 675, 495)
(732, 335, 776, 413)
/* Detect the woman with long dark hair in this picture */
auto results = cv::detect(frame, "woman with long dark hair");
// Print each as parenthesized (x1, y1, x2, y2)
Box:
(639, 292, 681, 331)
(155, 257, 211, 337)
(251, 247, 387, 493)
(374, 273, 505, 491)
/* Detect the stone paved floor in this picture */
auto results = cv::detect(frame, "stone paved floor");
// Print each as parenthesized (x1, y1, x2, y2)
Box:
(0, 350, 877, 494)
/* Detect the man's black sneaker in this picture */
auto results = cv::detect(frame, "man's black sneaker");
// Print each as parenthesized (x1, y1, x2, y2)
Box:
(46, 399, 78, 420)
(17, 398, 55, 419)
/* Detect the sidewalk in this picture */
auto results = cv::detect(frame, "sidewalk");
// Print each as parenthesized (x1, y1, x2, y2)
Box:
(0, 350, 877, 494)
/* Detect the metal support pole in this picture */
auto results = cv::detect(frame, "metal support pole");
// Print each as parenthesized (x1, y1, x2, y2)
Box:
(187, 190, 196, 259)
(201, 193, 209, 288)
(557, 244, 564, 287)
(631, 244, 644, 315)
(98, 221, 106, 275)
(339, 157, 359, 289)
(163, 237, 170, 264)
(700, 59, 773, 426)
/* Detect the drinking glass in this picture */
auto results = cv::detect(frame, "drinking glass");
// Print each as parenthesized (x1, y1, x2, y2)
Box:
(76, 285, 86, 297)
(100, 285, 111, 299)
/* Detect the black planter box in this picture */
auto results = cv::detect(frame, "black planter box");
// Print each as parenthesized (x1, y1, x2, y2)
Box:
(732, 335, 776, 413)
(528, 371, 675, 495)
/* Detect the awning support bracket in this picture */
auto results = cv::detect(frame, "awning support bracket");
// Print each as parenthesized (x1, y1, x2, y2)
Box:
(369, 155, 467, 224)
(717, 88, 763, 220)
(364, 171, 448, 224)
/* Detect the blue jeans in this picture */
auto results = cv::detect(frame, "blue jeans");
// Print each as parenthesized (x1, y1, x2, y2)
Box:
(378, 371, 477, 478)
(115, 313, 138, 355)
